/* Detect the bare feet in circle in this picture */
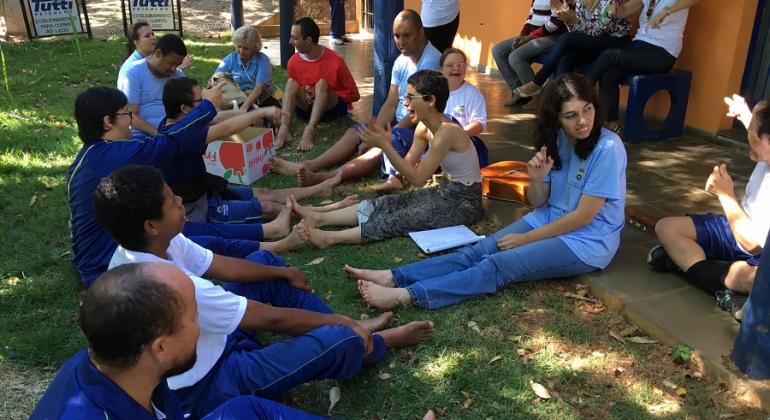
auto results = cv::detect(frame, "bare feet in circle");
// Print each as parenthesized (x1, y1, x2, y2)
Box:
(272, 224, 307, 253)
(344, 265, 395, 287)
(297, 127, 315, 151)
(377, 320, 434, 348)
(356, 311, 393, 332)
(290, 196, 322, 227)
(298, 165, 335, 187)
(357, 280, 411, 310)
(316, 171, 342, 197)
(263, 198, 292, 238)
(270, 156, 302, 176)
(297, 219, 333, 249)
(274, 125, 290, 149)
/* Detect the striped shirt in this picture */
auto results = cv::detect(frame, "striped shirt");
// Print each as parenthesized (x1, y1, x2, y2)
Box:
(521, 0, 569, 39)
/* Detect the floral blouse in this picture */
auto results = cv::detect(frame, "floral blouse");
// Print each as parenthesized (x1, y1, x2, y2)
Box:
(570, 0, 631, 37)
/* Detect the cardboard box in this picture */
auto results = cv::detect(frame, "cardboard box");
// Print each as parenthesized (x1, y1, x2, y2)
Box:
(203, 127, 274, 185)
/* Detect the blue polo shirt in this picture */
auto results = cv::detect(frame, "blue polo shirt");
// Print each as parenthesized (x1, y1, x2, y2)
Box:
(30, 349, 183, 420)
(215, 51, 274, 93)
(523, 128, 627, 269)
(67, 101, 215, 286)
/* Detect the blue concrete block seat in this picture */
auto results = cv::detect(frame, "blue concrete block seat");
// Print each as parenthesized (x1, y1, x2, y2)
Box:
(530, 54, 693, 143)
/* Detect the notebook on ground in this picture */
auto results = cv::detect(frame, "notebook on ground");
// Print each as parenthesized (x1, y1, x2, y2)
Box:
(408, 225, 486, 254)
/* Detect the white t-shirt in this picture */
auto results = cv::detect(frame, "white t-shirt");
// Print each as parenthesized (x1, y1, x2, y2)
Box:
(445, 81, 487, 130)
(741, 161, 770, 251)
(108, 234, 247, 389)
(421, 0, 460, 28)
(633, 0, 690, 58)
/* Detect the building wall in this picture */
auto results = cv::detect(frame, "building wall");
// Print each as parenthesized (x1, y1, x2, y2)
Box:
(402, 0, 759, 133)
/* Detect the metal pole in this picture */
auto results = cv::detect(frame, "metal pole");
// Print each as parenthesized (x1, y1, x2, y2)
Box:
(372, 0, 402, 116)
(230, 0, 244, 31)
(279, 0, 295, 69)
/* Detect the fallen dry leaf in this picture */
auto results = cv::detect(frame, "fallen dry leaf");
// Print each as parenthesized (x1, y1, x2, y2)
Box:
(462, 398, 472, 409)
(516, 348, 526, 356)
(626, 336, 659, 344)
(377, 372, 391, 380)
(417, 252, 427, 258)
(29, 194, 37, 207)
(508, 335, 523, 343)
(467, 321, 481, 333)
(388, 362, 395, 369)
(613, 367, 625, 377)
(676, 387, 687, 397)
(319, 199, 334, 205)
(306, 257, 325, 266)
(609, 331, 625, 343)
(394, 257, 403, 263)
(662, 379, 677, 389)
(359, 313, 370, 320)
(328, 386, 341, 415)
(488, 355, 503, 365)
(460, 390, 470, 399)
(619, 326, 639, 337)
(530, 381, 551, 399)
(491, 401, 501, 409)
(564, 292, 600, 304)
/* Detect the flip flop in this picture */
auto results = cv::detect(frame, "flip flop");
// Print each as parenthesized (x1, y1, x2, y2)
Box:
(513, 85, 542, 99)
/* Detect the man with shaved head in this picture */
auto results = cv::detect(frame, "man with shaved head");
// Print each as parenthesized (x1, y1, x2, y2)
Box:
(31, 262, 326, 419)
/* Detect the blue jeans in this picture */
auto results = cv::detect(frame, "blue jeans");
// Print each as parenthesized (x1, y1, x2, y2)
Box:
(392, 218, 597, 309)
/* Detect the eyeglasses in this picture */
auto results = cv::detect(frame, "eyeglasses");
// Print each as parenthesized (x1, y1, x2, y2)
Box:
(442, 62, 467, 69)
(402, 94, 431, 103)
(116, 111, 133, 119)
(647, 0, 657, 18)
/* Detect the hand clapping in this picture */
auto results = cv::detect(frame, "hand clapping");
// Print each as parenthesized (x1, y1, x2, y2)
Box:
(527, 146, 554, 181)
(356, 119, 392, 149)
(705, 163, 735, 199)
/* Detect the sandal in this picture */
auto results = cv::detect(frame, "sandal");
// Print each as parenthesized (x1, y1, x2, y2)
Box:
(513, 84, 542, 99)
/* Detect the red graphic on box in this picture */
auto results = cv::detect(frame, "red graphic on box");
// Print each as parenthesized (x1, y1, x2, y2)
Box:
(219, 142, 246, 176)
(263, 130, 273, 150)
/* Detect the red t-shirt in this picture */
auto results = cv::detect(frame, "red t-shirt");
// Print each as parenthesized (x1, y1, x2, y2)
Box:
(287, 47, 360, 108)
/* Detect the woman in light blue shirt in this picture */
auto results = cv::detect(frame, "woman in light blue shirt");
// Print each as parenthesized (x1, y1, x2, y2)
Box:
(348, 73, 628, 310)
(215, 25, 279, 110)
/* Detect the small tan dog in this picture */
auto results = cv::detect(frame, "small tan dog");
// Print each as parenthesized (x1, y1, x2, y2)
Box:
(207, 72, 247, 109)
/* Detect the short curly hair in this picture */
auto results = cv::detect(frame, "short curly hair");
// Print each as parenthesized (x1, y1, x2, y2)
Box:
(407, 69, 449, 113)
(93, 165, 166, 251)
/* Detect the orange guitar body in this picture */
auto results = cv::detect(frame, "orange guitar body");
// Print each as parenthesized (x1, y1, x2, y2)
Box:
(481, 161, 532, 207)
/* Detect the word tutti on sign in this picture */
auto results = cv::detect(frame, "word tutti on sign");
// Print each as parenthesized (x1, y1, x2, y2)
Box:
(31, 0, 74, 12)
(132, 0, 169, 7)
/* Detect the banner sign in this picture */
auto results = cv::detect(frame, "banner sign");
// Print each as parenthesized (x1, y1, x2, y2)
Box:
(129, 0, 174, 29)
(26, 0, 84, 36)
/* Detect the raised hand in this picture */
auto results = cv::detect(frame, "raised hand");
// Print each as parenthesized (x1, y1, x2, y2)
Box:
(705, 163, 735, 199)
(527, 146, 554, 181)
(179, 54, 194, 70)
(724, 94, 752, 128)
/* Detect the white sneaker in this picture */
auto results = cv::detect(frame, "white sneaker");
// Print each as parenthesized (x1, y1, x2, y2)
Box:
(330, 37, 344, 45)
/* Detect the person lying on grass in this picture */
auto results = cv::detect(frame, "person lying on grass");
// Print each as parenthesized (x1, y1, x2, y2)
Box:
(290, 69, 484, 248)
(94, 164, 434, 418)
(161, 76, 347, 227)
(346, 73, 627, 310)
(650, 94, 770, 318)
(31, 262, 328, 420)
(271, 46, 488, 193)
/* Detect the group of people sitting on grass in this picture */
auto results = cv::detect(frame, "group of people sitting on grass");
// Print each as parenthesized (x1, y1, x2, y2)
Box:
(31, 2, 770, 419)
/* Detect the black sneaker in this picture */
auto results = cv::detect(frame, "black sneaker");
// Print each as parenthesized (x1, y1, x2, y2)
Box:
(647, 245, 680, 272)
(715, 289, 748, 320)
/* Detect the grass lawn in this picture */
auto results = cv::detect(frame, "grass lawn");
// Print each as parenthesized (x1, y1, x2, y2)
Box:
(0, 36, 765, 419)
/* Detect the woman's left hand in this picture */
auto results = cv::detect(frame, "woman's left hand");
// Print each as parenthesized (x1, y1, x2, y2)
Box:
(648, 12, 666, 29)
(497, 233, 529, 251)
(356, 119, 392, 149)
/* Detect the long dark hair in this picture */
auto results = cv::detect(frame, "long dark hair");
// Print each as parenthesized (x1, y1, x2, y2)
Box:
(124, 22, 150, 59)
(533, 73, 603, 170)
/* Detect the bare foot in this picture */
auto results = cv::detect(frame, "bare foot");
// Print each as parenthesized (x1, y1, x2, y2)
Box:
(270, 156, 302, 176)
(315, 171, 342, 197)
(356, 311, 393, 332)
(297, 219, 333, 249)
(275, 126, 290, 149)
(318, 194, 359, 212)
(372, 175, 403, 194)
(344, 265, 395, 287)
(377, 320, 434, 348)
(267, 224, 307, 253)
(423, 410, 436, 420)
(262, 198, 292, 239)
(290, 196, 322, 227)
(297, 127, 315, 151)
(358, 280, 411, 310)
(298, 165, 335, 187)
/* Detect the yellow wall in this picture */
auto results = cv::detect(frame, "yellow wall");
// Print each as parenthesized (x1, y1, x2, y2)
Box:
(402, 0, 759, 133)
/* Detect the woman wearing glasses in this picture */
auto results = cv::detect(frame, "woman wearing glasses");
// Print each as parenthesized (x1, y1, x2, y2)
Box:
(292, 69, 484, 247)
(586, 0, 699, 133)
(348, 73, 627, 311)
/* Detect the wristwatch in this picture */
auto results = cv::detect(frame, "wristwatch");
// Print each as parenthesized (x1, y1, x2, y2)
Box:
(665, 6, 672, 16)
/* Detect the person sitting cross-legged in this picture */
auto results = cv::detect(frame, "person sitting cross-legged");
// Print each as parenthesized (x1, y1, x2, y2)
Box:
(292, 69, 484, 248)
(650, 95, 770, 314)
(160, 77, 348, 236)
(345, 73, 627, 310)
(95, 165, 434, 418)
(275, 17, 360, 151)
(31, 262, 328, 419)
